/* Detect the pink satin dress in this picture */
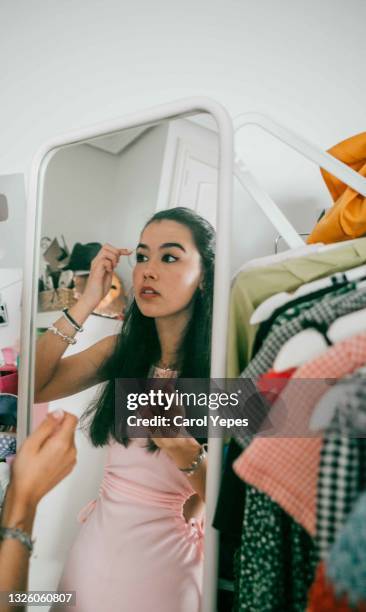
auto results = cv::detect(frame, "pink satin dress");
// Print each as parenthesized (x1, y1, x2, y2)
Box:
(54, 366, 204, 612)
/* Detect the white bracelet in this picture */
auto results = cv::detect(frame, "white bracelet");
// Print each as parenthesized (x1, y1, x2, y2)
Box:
(48, 325, 77, 345)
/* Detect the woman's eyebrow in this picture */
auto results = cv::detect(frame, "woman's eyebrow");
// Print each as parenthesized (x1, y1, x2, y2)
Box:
(160, 242, 186, 252)
(136, 242, 186, 252)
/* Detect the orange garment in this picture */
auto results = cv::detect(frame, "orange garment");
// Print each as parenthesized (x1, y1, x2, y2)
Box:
(307, 132, 366, 244)
(307, 562, 366, 612)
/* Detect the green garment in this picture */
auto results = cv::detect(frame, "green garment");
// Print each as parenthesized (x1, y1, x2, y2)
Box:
(226, 237, 366, 377)
(233, 485, 318, 612)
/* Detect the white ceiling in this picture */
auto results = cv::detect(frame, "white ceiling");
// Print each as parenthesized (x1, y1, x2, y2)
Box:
(86, 113, 217, 156)
(87, 126, 148, 155)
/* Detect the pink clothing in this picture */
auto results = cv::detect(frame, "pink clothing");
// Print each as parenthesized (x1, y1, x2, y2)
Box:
(234, 332, 366, 535)
(54, 367, 204, 612)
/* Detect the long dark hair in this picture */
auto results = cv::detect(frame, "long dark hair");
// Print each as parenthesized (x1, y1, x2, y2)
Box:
(81, 206, 216, 448)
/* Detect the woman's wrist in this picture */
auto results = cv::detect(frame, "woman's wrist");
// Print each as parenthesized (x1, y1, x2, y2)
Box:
(1, 484, 37, 534)
(68, 296, 96, 323)
(162, 437, 201, 470)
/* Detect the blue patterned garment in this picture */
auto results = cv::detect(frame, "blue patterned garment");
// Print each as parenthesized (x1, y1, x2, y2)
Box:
(326, 490, 366, 606)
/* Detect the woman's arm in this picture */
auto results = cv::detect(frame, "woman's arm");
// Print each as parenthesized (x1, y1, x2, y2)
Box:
(34, 298, 95, 396)
(0, 487, 36, 599)
(157, 437, 206, 502)
(148, 383, 207, 501)
(0, 411, 78, 602)
(35, 244, 131, 402)
(34, 333, 118, 402)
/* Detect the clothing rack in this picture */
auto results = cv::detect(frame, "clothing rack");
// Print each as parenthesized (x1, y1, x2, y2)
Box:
(233, 113, 366, 248)
(203, 115, 366, 612)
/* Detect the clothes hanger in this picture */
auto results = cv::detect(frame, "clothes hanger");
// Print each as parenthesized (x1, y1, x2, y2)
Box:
(309, 381, 351, 432)
(231, 242, 323, 282)
(231, 236, 361, 285)
(310, 365, 366, 432)
(234, 113, 366, 207)
(251, 262, 366, 325)
(273, 282, 366, 372)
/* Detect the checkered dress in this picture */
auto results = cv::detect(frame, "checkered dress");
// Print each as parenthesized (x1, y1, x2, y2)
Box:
(227, 287, 366, 449)
(242, 286, 366, 382)
(330, 376, 366, 437)
(234, 332, 366, 536)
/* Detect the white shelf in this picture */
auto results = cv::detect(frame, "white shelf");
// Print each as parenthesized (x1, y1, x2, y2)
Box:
(36, 311, 62, 328)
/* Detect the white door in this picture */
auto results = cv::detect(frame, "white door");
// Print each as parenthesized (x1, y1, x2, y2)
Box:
(156, 119, 219, 228)
(170, 139, 218, 228)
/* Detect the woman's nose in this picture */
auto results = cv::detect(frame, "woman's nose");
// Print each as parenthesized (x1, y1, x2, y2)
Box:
(143, 264, 158, 280)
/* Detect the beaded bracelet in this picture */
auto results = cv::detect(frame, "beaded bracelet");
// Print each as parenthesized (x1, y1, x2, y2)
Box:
(178, 443, 208, 476)
(48, 325, 76, 345)
(0, 526, 34, 554)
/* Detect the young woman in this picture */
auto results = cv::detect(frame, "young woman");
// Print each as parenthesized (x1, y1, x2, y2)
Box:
(35, 206, 215, 612)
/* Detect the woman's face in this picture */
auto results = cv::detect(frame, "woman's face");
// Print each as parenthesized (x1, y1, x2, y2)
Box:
(133, 220, 203, 319)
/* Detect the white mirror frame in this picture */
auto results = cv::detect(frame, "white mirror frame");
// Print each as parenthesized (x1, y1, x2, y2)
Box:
(19, 96, 233, 612)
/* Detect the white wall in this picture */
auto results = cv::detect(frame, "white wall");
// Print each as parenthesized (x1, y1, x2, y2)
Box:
(0, 175, 26, 269)
(1, 0, 365, 268)
(1, 0, 365, 172)
(42, 144, 119, 247)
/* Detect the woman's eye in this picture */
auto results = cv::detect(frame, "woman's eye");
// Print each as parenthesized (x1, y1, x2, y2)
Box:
(135, 253, 178, 263)
(162, 254, 178, 263)
(136, 253, 147, 263)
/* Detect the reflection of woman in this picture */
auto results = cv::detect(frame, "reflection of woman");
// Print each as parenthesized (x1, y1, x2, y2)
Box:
(35, 207, 215, 612)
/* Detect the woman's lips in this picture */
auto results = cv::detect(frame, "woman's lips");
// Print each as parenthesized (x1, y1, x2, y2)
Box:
(140, 289, 161, 299)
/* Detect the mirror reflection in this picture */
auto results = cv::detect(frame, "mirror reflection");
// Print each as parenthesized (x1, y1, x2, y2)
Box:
(31, 114, 219, 611)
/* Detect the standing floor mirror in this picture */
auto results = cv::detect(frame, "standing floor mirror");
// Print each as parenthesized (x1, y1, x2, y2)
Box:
(19, 97, 233, 612)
